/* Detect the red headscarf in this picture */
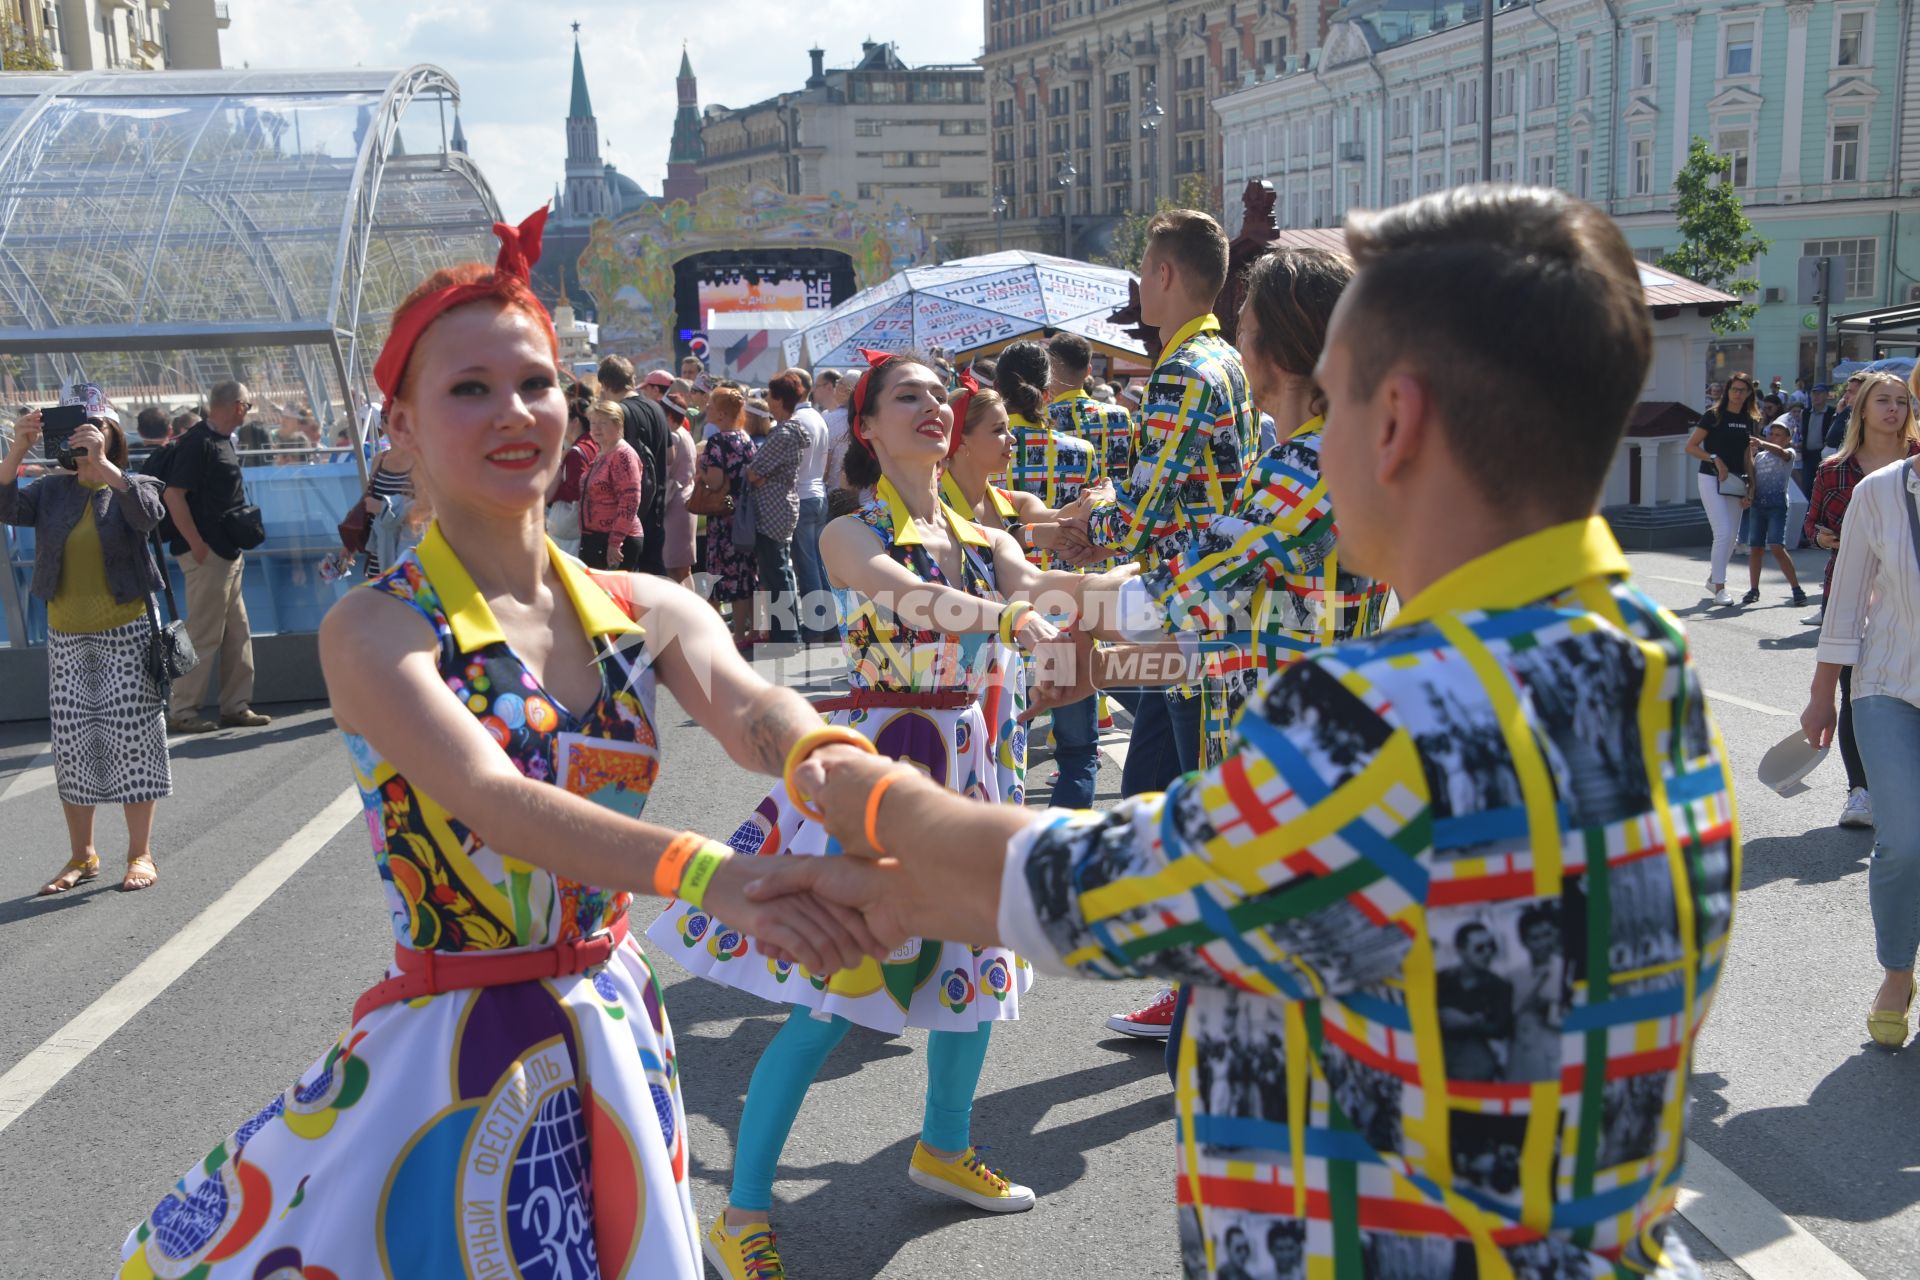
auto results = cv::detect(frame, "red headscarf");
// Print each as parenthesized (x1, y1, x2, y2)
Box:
(372, 207, 554, 412)
(846, 348, 895, 445)
(945, 367, 981, 458)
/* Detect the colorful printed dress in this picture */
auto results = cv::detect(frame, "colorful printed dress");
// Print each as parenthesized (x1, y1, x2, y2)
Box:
(650, 477, 1033, 1033)
(121, 526, 702, 1280)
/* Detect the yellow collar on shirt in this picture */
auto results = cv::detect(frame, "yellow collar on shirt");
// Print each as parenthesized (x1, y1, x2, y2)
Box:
(1047, 388, 1093, 408)
(1155, 313, 1221, 369)
(1388, 517, 1631, 631)
(877, 475, 989, 547)
(1284, 415, 1325, 443)
(414, 522, 645, 654)
(941, 470, 1019, 524)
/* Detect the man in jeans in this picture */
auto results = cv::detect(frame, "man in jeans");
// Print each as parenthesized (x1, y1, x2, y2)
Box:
(782, 367, 833, 642)
(748, 372, 808, 645)
(163, 380, 270, 733)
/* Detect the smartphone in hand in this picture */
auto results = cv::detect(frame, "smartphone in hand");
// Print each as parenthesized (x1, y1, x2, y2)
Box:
(39, 404, 86, 471)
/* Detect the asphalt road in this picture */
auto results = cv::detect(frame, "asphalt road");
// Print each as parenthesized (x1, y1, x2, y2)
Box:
(0, 544, 1907, 1279)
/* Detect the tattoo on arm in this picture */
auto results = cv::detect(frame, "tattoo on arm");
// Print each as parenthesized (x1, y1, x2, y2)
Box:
(743, 688, 818, 775)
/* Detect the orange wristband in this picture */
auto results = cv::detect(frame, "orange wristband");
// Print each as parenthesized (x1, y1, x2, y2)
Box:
(864, 768, 912, 856)
(652, 830, 705, 899)
(783, 725, 878, 822)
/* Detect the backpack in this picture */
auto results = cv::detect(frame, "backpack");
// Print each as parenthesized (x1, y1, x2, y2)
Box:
(138, 440, 179, 543)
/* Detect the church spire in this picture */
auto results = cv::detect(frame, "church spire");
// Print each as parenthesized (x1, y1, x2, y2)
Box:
(569, 25, 593, 120)
(664, 41, 706, 202)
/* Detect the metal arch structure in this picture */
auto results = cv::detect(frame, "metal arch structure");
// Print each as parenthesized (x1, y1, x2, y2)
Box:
(0, 67, 501, 649)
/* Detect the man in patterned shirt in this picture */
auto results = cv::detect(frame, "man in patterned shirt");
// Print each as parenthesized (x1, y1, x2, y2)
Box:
(1080, 209, 1259, 795)
(1046, 332, 1136, 488)
(772, 187, 1730, 1279)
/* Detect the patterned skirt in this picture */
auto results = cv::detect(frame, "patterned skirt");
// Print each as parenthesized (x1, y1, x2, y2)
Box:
(648, 700, 1033, 1033)
(48, 619, 171, 806)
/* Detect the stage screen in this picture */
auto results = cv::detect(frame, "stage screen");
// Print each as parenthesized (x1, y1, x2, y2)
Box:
(696, 264, 836, 316)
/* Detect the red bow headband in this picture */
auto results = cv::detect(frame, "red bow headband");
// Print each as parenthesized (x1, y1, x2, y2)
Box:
(372, 207, 554, 412)
(945, 367, 981, 458)
(847, 348, 895, 445)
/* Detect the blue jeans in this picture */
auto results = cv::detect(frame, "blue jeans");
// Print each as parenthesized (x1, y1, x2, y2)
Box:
(1047, 695, 1100, 809)
(791, 495, 829, 639)
(1853, 695, 1920, 971)
(754, 532, 798, 642)
(1120, 689, 1204, 797)
(1740, 502, 1787, 548)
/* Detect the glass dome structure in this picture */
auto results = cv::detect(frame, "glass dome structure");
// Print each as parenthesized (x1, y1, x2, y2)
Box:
(0, 66, 501, 439)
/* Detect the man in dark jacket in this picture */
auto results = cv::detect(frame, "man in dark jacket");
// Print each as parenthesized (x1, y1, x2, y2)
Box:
(596, 356, 669, 574)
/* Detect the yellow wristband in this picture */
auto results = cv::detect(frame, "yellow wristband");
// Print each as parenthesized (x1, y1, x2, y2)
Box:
(998, 600, 1034, 647)
(676, 843, 731, 909)
(783, 725, 878, 822)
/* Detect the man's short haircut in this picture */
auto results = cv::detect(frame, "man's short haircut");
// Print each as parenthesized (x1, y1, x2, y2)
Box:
(1342, 186, 1652, 519)
(1455, 921, 1492, 951)
(596, 355, 635, 393)
(1518, 902, 1558, 938)
(171, 410, 199, 434)
(1145, 208, 1230, 300)
(209, 380, 246, 409)
(816, 368, 842, 387)
(1267, 1221, 1306, 1249)
(767, 370, 805, 411)
(135, 406, 170, 440)
(781, 366, 813, 395)
(1046, 332, 1093, 379)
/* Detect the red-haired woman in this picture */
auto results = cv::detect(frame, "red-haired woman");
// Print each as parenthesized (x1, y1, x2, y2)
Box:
(118, 214, 880, 1280)
(651, 351, 1135, 1276)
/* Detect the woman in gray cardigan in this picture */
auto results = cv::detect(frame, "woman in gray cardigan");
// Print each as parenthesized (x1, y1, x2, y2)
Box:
(1, 409, 172, 894)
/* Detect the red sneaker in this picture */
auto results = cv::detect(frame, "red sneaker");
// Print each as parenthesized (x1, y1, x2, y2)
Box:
(1105, 986, 1177, 1038)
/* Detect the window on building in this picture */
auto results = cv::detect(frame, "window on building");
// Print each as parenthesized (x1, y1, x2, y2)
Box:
(1635, 32, 1655, 87)
(1528, 153, 1555, 186)
(857, 183, 879, 200)
(1455, 165, 1478, 186)
(1391, 95, 1410, 139)
(856, 120, 883, 137)
(1724, 21, 1755, 76)
(1290, 191, 1308, 226)
(1456, 79, 1479, 125)
(1390, 175, 1411, 203)
(1830, 122, 1861, 181)
(1838, 10, 1868, 66)
(1313, 186, 1332, 226)
(1494, 159, 1515, 182)
(1804, 237, 1881, 300)
(1314, 114, 1332, 151)
(1716, 128, 1751, 186)
(1422, 171, 1444, 194)
(1422, 87, 1443, 132)
(1631, 137, 1653, 194)
(941, 181, 989, 198)
(1575, 146, 1591, 198)
(940, 119, 987, 135)
(1633, 246, 1666, 265)
(1531, 58, 1556, 109)
(1577, 42, 1593, 98)
(1495, 67, 1515, 117)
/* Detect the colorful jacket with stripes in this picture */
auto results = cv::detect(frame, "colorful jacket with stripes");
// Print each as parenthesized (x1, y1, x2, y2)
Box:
(1004, 411, 1097, 570)
(999, 519, 1736, 1279)
(1144, 418, 1394, 762)
(1048, 387, 1135, 484)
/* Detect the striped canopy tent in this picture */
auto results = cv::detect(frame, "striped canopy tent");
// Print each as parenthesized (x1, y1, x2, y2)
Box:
(784, 250, 1145, 369)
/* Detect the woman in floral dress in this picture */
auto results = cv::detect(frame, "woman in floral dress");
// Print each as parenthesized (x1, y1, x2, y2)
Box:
(118, 216, 878, 1280)
(700, 385, 759, 649)
(653, 351, 1135, 1278)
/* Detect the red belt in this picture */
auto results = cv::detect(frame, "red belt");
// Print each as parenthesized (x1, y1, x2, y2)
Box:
(352, 915, 629, 1024)
(811, 688, 976, 713)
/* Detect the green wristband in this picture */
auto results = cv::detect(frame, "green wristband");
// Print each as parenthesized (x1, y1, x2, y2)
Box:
(677, 844, 731, 909)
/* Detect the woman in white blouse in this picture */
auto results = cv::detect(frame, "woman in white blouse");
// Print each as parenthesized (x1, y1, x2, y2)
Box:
(1801, 371, 1920, 1048)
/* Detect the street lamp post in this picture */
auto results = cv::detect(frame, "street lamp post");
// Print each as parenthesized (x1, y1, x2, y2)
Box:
(992, 192, 1009, 252)
(1140, 81, 1164, 207)
(1480, 0, 1495, 180)
(1056, 158, 1078, 259)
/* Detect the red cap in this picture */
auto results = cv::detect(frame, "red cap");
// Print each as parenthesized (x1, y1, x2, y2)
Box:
(642, 370, 674, 389)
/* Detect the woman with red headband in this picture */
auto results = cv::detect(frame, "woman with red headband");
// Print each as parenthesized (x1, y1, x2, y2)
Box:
(118, 212, 881, 1280)
(652, 349, 1135, 1278)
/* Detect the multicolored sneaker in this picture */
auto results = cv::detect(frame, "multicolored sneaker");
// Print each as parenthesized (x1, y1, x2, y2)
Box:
(704, 1213, 786, 1279)
(1105, 986, 1178, 1038)
(907, 1142, 1035, 1213)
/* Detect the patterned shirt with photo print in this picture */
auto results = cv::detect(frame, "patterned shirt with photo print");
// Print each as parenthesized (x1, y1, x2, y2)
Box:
(998, 517, 1735, 1280)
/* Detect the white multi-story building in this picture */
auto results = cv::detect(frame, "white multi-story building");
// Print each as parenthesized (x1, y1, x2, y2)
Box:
(13, 0, 226, 71)
(1214, 0, 1920, 385)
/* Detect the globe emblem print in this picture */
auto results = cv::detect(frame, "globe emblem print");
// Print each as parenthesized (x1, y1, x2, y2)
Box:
(149, 1174, 229, 1260)
(504, 1084, 600, 1279)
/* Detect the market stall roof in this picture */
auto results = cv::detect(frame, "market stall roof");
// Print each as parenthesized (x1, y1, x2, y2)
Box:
(1267, 228, 1739, 314)
(0, 66, 500, 419)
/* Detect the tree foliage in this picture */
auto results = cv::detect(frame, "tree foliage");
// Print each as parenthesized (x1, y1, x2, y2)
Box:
(1658, 136, 1767, 335)
(1099, 174, 1214, 272)
(0, 23, 57, 72)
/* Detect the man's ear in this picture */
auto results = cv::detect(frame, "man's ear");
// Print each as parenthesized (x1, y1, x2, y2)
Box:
(1374, 370, 1430, 489)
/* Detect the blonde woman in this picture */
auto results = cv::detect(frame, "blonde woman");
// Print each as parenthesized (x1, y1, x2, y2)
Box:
(579, 397, 644, 571)
(1802, 368, 1920, 1045)
(1803, 370, 1920, 831)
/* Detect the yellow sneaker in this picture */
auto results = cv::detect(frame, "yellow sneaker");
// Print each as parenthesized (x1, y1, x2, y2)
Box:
(907, 1142, 1035, 1213)
(703, 1212, 786, 1279)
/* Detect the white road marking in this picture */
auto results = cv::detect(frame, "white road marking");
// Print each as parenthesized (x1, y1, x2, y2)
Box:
(0, 749, 53, 802)
(1678, 1140, 1868, 1280)
(0, 787, 361, 1138)
(1706, 689, 1795, 718)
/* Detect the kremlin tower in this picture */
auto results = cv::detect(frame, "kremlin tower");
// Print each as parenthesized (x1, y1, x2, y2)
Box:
(663, 45, 706, 204)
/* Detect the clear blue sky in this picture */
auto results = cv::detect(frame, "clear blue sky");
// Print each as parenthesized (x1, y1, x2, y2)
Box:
(225, 1, 987, 218)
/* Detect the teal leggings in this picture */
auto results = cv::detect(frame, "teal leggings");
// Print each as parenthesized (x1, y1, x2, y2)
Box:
(728, 1005, 994, 1213)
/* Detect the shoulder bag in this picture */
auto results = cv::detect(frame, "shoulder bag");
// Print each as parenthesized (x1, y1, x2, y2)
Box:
(144, 529, 199, 691)
(338, 474, 376, 554)
(687, 456, 735, 517)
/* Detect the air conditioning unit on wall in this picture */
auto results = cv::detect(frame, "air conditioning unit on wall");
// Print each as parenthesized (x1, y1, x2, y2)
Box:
(1764, 286, 1785, 303)
(1907, 282, 1920, 303)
